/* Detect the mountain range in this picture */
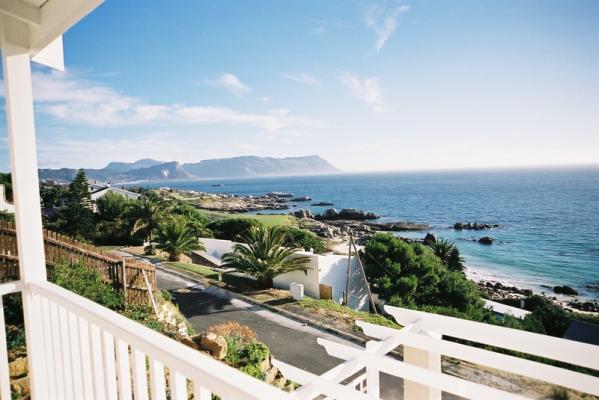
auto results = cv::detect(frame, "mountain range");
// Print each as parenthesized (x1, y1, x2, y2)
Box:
(38, 155, 340, 183)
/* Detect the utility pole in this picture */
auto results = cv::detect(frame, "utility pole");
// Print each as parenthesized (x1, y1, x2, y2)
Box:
(351, 235, 378, 314)
(343, 233, 352, 306)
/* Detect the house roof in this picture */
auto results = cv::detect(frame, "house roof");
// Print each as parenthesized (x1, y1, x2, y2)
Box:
(90, 186, 141, 199)
(0, 0, 104, 70)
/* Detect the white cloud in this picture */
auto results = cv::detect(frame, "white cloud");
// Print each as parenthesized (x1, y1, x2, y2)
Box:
(364, 3, 409, 52)
(204, 73, 250, 97)
(338, 71, 384, 112)
(2, 70, 319, 132)
(282, 73, 320, 87)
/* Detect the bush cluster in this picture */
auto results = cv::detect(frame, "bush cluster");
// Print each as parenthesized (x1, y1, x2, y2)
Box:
(207, 218, 262, 241)
(280, 226, 325, 253)
(363, 233, 481, 312)
(208, 321, 270, 381)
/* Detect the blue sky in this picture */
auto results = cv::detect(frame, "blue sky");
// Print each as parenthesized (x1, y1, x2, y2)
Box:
(1, 0, 598, 172)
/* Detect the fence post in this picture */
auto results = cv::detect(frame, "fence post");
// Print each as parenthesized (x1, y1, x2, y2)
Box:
(120, 260, 127, 300)
(403, 330, 442, 400)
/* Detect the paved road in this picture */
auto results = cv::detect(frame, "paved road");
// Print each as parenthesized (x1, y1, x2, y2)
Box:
(156, 269, 405, 399)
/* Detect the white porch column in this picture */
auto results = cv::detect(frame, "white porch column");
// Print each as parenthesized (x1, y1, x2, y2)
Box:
(1, 34, 49, 398)
(403, 331, 442, 400)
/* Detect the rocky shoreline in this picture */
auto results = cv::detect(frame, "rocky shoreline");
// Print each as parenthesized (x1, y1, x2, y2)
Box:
(473, 277, 599, 313)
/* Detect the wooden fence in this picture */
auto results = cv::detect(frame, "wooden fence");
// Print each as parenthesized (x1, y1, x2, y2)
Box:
(0, 221, 156, 305)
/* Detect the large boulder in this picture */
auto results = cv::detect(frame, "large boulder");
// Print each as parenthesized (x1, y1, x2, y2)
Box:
(9, 357, 27, 378)
(478, 236, 494, 245)
(292, 209, 314, 219)
(454, 222, 500, 230)
(337, 209, 379, 221)
(290, 196, 312, 202)
(198, 333, 228, 360)
(554, 285, 578, 296)
(322, 208, 339, 219)
(312, 201, 334, 206)
(423, 233, 437, 245)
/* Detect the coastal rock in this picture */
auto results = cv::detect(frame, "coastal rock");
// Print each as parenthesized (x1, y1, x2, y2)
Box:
(291, 209, 314, 219)
(454, 222, 500, 230)
(9, 357, 27, 378)
(198, 333, 228, 360)
(312, 201, 334, 206)
(339, 208, 379, 220)
(316, 208, 380, 221)
(567, 301, 598, 312)
(265, 192, 294, 198)
(553, 285, 578, 296)
(322, 208, 339, 219)
(586, 283, 599, 292)
(478, 236, 494, 245)
(367, 221, 429, 231)
(423, 233, 437, 244)
(289, 196, 312, 202)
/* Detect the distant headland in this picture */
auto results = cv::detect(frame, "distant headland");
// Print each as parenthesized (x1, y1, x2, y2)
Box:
(38, 155, 341, 183)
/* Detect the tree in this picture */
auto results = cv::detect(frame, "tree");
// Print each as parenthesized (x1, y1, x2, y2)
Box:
(171, 204, 212, 238)
(363, 233, 480, 311)
(95, 192, 137, 244)
(207, 218, 262, 241)
(154, 219, 204, 261)
(280, 227, 325, 253)
(57, 169, 95, 239)
(427, 238, 464, 272)
(129, 195, 168, 254)
(222, 225, 310, 288)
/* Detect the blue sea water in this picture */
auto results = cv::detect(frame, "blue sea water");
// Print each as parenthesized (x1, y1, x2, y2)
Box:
(142, 167, 599, 299)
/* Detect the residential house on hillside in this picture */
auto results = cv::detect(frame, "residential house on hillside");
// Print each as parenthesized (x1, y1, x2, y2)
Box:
(89, 182, 141, 202)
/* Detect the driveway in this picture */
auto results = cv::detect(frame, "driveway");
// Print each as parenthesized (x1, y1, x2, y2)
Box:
(156, 269, 405, 399)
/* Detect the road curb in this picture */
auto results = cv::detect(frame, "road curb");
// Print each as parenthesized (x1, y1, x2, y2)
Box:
(155, 264, 368, 346)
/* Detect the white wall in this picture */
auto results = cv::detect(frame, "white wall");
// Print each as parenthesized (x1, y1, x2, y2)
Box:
(0, 185, 15, 213)
(196, 237, 370, 312)
(199, 238, 236, 261)
(273, 252, 320, 299)
(317, 255, 370, 311)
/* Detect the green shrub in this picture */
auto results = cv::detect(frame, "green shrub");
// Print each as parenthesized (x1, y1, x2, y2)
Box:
(0, 211, 14, 222)
(2, 293, 25, 350)
(160, 289, 173, 302)
(363, 233, 481, 312)
(207, 218, 262, 241)
(51, 262, 125, 310)
(280, 227, 325, 253)
(241, 342, 269, 365)
(239, 363, 265, 380)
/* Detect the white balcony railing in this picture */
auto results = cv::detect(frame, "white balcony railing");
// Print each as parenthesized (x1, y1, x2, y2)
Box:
(2, 279, 599, 400)
(0, 280, 292, 400)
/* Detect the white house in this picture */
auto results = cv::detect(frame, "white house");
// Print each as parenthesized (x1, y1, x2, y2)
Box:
(0, 184, 15, 213)
(89, 184, 141, 202)
(197, 238, 374, 312)
(0, 1, 597, 399)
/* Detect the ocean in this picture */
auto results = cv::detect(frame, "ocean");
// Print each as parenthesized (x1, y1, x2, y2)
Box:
(141, 166, 599, 300)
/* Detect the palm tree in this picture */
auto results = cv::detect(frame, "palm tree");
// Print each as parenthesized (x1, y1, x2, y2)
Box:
(128, 195, 167, 254)
(222, 225, 310, 288)
(428, 238, 464, 272)
(154, 220, 204, 261)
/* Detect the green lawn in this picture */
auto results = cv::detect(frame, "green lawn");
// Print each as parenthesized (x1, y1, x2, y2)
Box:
(245, 214, 297, 227)
(295, 297, 401, 329)
(166, 261, 215, 277)
(165, 261, 258, 291)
